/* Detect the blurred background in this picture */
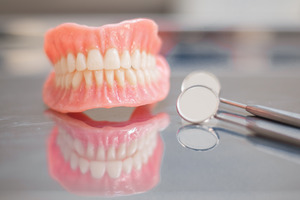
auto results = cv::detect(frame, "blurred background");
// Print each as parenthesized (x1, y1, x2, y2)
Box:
(1, 0, 300, 76)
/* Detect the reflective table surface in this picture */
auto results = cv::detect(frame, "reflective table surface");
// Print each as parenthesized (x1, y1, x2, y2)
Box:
(1, 15, 300, 200)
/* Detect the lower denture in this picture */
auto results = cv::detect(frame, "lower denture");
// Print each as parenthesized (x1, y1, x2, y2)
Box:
(43, 19, 170, 113)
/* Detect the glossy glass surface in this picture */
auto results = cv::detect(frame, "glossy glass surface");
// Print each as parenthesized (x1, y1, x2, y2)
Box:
(1, 16, 300, 200)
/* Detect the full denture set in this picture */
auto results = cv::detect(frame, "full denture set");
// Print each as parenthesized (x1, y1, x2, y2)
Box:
(43, 19, 170, 113)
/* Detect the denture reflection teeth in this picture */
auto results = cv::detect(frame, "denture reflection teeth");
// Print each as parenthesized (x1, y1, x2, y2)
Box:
(96, 146, 106, 160)
(133, 152, 142, 170)
(105, 70, 114, 87)
(70, 152, 78, 170)
(107, 146, 116, 161)
(73, 138, 84, 156)
(127, 140, 137, 157)
(116, 143, 126, 160)
(106, 161, 122, 179)
(86, 143, 95, 159)
(72, 71, 83, 89)
(87, 49, 103, 70)
(67, 53, 76, 73)
(131, 50, 141, 69)
(90, 161, 105, 179)
(120, 50, 131, 69)
(104, 48, 120, 70)
(143, 69, 151, 84)
(79, 157, 89, 174)
(94, 70, 103, 86)
(125, 69, 137, 86)
(76, 52, 87, 71)
(84, 71, 93, 87)
(122, 157, 133, 174)
(115, 69, 125, 87)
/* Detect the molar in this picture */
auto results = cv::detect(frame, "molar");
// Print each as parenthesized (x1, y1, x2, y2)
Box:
(105, 70, 114, 87)
(94, 70, 103, 86)
(125, 69, 137, 86)
(60, 57, 68, 74)
(140, 51, 147, 68)
(67, 53, 76, 72)
(76, 52, 87, 71)
(87, 49, 103, 70)
(104, 48, 120, 69)
(84, 71, 93, 87)
(120, 50, 131, 69)
(115, 69, 125, 87)
(72, 71, 83, 89)
(131, 49, 141, 69)
(136, 69, 145, 85)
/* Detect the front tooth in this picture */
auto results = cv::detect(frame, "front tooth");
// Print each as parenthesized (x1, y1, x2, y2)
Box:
(104, 48, 120, 69)
(76, 52, 87, 71)
(70, 152, 78, 170)
(127, 140, 137, 156)
(79, 157, 89, 174)
(67, 53, 76, 72)
(65, 73, 73, 89)
(115, 69, 125, 87)
(125, 69, 137, 86)
(133, 152, 142, 170)
(122, 157, 133, 174)
(96, 146, 106, 160)
(60, 57, 68, 74)
(87, 49, 103, 70)
(105, 70, 114, 87)
(72, 71, 83, 89)
(120, 50, 131, 69)
(131, 50, 141, 69)
(94, 70, 103, 86)
(86, 143, 95, 159)
(84, 71, 93, 87)
(136, 69, 145, 85)
(140, 51, 147, 68)
(107, 146, 116, 160)
(73, 138, 84, 156)
(106, 161, 122, 179)
(90, 161, 105, 179)
(116, 143, 126, 160)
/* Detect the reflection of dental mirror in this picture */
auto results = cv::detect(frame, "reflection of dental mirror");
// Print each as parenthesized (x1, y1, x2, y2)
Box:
(178, 71, 300, 127)
(177, 125, 219, 151)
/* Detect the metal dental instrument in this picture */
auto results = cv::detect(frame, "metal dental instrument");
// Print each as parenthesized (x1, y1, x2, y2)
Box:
(179, 71, 300, 128)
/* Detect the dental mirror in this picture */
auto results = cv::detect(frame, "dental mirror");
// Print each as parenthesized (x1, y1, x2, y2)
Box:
(177, 125, 219, 151)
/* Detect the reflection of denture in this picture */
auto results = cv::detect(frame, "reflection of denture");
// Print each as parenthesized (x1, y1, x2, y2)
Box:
(47, 106, 169, 196)
(43, 19, 170, 113)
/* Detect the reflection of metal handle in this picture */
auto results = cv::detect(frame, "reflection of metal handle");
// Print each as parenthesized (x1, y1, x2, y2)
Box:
(246, 105, 300, 128)
(246, 117, 300, 146)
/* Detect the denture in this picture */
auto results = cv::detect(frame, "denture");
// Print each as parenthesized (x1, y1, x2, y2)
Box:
(46, 105, 169, 196)
(43, 19, 170, 113)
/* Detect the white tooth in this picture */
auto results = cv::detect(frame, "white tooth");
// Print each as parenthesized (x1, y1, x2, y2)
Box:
(60, 75, 66, 88)
(65, 73, 73, 89)
(66, 134, 73, 148)
(141, 149, 149, 164)
(72, 71, 83, 89)
(70, 152, 78, 170)
(149, 69, 156, 82)
(96, 146, 106, 160)
(67, 53, 76, 72)
(127, 140, 137, 157)
(131, 50, 141, 69)
(55, 75, 61, 87)
(125, 69, 137, 86)
(138, 135, 146, 150)
(140, 51, 147, 68)
(90, 161, 105, 179)
(105, 70, 114, 87)
(106, 161, 122, 178)
(107, 146, 116, 161)
(143, 69, 151, 84)
(79, 157, 89, 174)
(116, 143, 126, 160)
(133, 152, 142, 170)
(120, 50, 131, 69)
(84, 71, 93, 87)
(122, 157, 133, 174)
(104, 48, 120, 69)
(149, 55, 156, 68)
(136, 69, 145, 85)
(60, 57, 68, 74)
(87, 49, 103, 70)
(73, 138, 84, 156)
(76, 52, 87, 71)
(115, 69, 125, 87)
(86, 143, 95, 159)
(94, 70, 103, 86)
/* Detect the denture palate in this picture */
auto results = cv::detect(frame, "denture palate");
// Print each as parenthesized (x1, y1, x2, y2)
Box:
(54, 48, 159, 89)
